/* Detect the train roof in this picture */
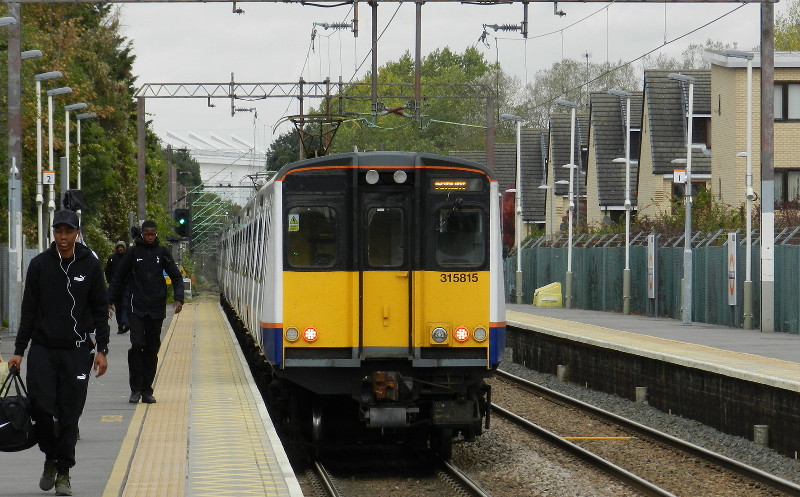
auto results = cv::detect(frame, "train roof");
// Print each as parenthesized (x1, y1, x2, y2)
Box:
(272, 151, 496, 181)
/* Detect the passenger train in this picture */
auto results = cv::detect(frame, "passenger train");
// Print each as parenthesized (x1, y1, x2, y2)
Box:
(218, 151, 506, 457)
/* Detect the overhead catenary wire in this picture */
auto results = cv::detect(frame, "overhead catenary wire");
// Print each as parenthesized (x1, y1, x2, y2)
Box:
(482, 2, 747, 113)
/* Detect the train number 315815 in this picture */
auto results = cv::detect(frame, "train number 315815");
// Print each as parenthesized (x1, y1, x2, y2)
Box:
(440, 272, 479, 283)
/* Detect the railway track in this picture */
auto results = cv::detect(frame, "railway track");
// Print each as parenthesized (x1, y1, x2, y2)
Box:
(304, 453, 493, 497)
(492, 369, 800, 497)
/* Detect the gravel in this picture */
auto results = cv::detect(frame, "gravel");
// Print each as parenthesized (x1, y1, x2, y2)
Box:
(499, 360, 800, 486)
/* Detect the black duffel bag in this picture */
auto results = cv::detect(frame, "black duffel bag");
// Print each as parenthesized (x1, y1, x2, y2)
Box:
(0, 366, 37, 451)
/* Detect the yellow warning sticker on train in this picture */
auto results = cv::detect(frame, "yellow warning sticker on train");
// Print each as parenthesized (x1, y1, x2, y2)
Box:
(288, 214, 300, 232)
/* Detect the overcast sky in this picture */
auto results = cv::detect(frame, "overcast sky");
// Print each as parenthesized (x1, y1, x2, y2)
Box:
(118, 1, 781, 153)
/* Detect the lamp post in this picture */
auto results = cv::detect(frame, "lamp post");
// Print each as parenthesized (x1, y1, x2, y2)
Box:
(46, 87, 72, 244)
(609, 89, 633, 315)
(555, 98, 578, 308)
(76, 112, 96, 190)
(668, 73, 696, 325)
(725, 49, 755, 330)
(7, 47, 43, 337)
(64, 102, 87, 197)
(35, 71, 62, 252)
(538, 183, 553, 238)
(2, 14, 18, 337)
(501, 113, 524, 304)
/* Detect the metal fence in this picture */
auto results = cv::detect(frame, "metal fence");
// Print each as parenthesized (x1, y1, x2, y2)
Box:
(505, 237, 800, 334)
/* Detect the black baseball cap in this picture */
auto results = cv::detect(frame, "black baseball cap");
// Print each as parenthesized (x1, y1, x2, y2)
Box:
(52, 210, 80, 229)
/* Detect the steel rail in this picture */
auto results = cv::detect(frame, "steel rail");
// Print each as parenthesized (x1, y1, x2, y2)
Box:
(491, 402, 677, 497)
(496, 369, 800, 496)
(440, 459, 494, 497)
(313, 460, 342, 497)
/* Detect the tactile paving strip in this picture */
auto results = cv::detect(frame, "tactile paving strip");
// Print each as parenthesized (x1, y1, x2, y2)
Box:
(186, 303, 294, 496)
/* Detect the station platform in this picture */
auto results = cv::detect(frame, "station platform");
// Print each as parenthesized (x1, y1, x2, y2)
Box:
(505, 303, 800, 457)
(507, 303, 800, 387)
(0, 301, 303, 497)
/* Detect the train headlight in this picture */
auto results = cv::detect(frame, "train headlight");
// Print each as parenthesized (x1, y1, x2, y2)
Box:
(473, 327, 487, 342)
(393, 170, 408, 184)
(454, 326, 469, 342)
(303, 327, 318, 342)
(431, 327, 448, 343)
(365, 169, 380, 184)
(285, 327, 299, 342)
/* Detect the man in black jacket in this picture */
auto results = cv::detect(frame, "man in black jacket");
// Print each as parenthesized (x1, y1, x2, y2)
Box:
(107, 220, 184, 405)
(105, 240, 130, 334)
(8, 209, 110, 497)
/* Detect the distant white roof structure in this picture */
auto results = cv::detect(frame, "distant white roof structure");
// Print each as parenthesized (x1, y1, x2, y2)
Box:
(166, 135, 266, 207)
(704, 50, 800, 68)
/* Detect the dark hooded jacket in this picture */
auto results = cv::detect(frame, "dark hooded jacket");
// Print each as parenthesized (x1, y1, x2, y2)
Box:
(107, 236, 184, 319)
(14, 242, 110, 356)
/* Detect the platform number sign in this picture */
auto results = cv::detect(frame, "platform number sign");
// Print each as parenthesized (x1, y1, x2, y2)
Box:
(43, 170, 55, 185)
(728, 233, 737, 306)
(288, 214, 300, 232)
(647, 234, 655, 299)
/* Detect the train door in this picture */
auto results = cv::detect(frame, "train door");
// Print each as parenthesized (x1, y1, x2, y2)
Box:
(360, 191, 412, 358)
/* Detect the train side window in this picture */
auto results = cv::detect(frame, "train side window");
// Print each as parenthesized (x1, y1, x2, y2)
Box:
(286, 206, 337, 268)
(366, 207, 405, 268)
(435, 208, 485, 267)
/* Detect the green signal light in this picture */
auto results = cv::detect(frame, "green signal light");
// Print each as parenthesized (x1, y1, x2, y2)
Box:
(178, 219, 186, 225)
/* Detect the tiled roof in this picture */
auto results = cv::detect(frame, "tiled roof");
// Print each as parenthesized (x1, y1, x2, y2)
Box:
(549, 113, 589, 197)
(520, 128, 549, 222)
(643, 70, 711, 176)
(590, 91, 642, 206)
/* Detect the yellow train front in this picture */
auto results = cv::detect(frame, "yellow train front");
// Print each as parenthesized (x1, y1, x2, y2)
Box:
(219, 151, 506, 457)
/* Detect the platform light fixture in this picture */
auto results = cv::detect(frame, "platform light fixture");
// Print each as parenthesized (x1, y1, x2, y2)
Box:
(500, 113, 524, 304)
(554, 98, 577, 309)
(725, 50, 755, 330)
(667, 73, 695, 325)
(46, 86, 72, 242)
(609, 89, 633, 315)
(35, 71, 63, 251)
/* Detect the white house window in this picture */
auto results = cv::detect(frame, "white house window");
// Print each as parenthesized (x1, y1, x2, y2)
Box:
(774, 170, 800, 204)
(774, 83, 800, 121)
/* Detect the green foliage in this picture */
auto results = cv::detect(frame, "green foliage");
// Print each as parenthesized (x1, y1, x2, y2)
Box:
(169, 147, 202, 186)
(0, 5, 165, 252)
(266, 130, 301, 171)
(630, 188, 745, 235)
(324, 47, 494, 155)
(776, 1, 800, 51)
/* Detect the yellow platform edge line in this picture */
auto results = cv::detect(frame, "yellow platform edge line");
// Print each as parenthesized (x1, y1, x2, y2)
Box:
(102, 307, 187, 497)
(213, 302, 305, 497)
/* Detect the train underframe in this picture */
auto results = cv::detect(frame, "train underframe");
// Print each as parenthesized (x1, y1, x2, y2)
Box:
(268, 365, 493, 459)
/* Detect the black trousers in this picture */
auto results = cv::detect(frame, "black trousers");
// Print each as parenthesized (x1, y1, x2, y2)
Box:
(128, 314, 164, 395)
(26, 342, 92, 473)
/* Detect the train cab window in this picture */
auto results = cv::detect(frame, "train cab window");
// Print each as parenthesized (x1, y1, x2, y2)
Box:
(366, 207, 405, 268)
(286, 206, 337, 268)
(435, 208, 485, 267)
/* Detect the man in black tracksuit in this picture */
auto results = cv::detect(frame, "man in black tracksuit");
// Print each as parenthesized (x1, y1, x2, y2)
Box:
(107, 220, 184, 404)
(8, 209, 110, 497)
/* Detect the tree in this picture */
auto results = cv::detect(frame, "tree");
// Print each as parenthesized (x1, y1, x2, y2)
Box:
(266, 129, 301, 171)
(519, 58, 640, 128)
(641, 39, 736, 70)
(0, 4, 170, 265)
(322, 47, 496, 155)
(168, 147, 202, 186)
(776, 0, 800, 51)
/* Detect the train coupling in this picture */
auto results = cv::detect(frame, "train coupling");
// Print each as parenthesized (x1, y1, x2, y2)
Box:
(370, 371, 403, 401)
